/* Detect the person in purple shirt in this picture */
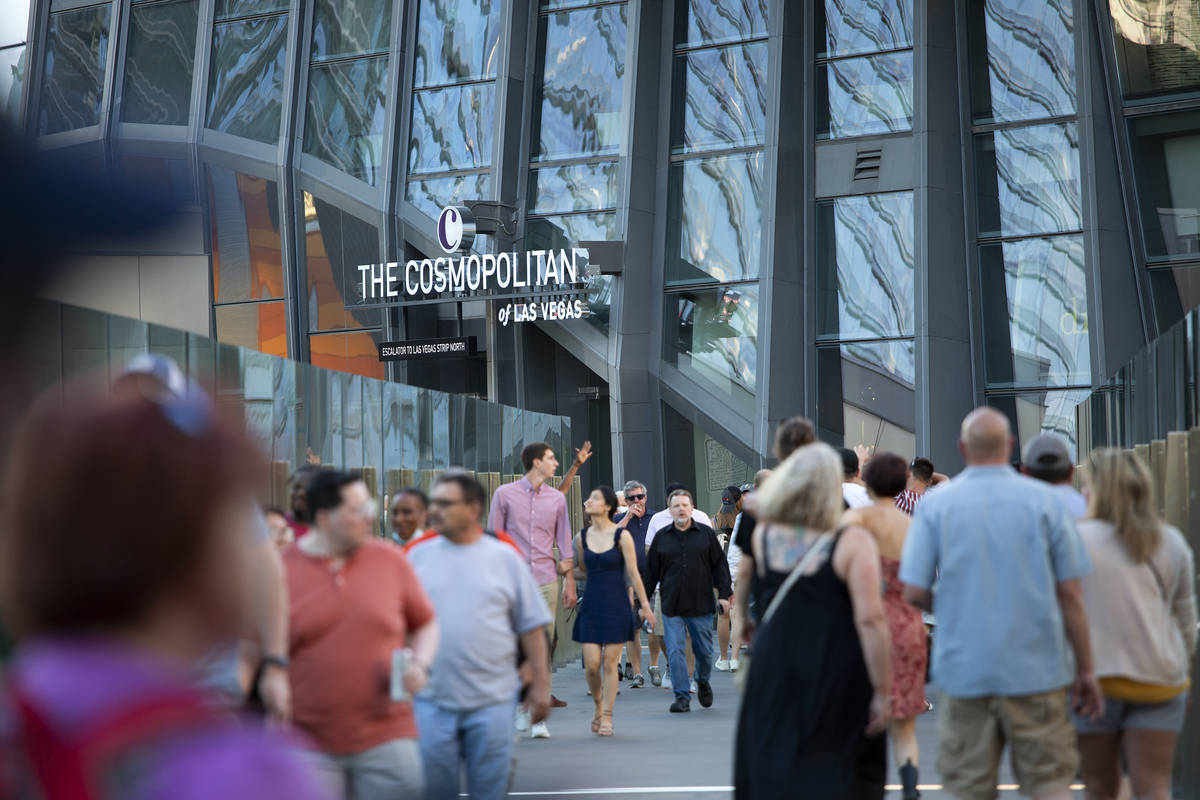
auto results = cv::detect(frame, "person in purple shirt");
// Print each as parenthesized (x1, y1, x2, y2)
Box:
(0, 383, 330, 800)
(487, 442, 577, 739)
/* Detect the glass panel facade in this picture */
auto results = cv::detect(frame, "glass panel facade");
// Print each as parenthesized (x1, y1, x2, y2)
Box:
(1, 0, 30, 45)
(674, 0, 768, 49)
(817, 52, 913, 138)
(666, 151, 763, 285)
(215, 301, 287, 357)
(1, 45, 26, 126)
(1111, 0, 1200, 103)
(214, 0, 288, 20)
(532, 4, 627, 161)
(303, 192, 382, 332)
(311, 0, 391, 61)
(207, 13, 287, 143)
(975, 122, 1081, 238)
(414, 0, 501, 86)
(406, 171, 491, 218)
(987, 389, 1090, 459)
(310, 330, 385, 379)
(817, 342, 916, 452)
(529, 161, 620, 214)
(1128, 111, 1200, 261)
(1149, 265, 1200, 332)
(968, 0, 1075, 124)
(208, 166, 284, 303)
(38, 4, 110, 135)
(408, 83, 496, 174)
(661, 402, 756, 516)
(980, 235, 1091, 388)
(816, 0, 914, 58)
(525, 212, 618, 250)
(664, 282, 758, 410)
(671, 41, 767, 154)
(122, 0, 197, 125)
(304, 56, 388, 185)
(816, 191, 915, 340)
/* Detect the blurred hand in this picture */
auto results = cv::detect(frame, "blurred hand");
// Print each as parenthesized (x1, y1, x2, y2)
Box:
(563, 584, 578, 610)
(854, 444, 872, 467)
(639, 607, 656, 630)
(528, 679, 552, 724)
(258, 667, 292, 726)
(717, 598, 731, 616)
(403, 660, 429, 696)
(573, 441, 593, 467)
(866, 691, 889, 735)
(1071, 672, 1105, 721)
(304, 447, 321, 465)
(629, 500, 646, 518)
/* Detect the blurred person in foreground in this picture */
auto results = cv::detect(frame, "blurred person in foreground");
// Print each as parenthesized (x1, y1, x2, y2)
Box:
(1074, 449, 1196, 800)
(1021, 434, 1087, 520)
(735, 443, 891, 800)
(407, 472, 552, 800)
(844, 453, 928, 800)
(0, 384, 330, 800)
(285, 470, 439, 798)
(900, 408, 1103, 800)
(712, 485, 742, 671)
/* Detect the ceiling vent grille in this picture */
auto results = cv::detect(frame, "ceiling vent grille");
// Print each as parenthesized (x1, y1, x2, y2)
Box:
(853, 147, 882, 181)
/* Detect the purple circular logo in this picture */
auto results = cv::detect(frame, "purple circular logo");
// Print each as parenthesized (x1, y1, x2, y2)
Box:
(437, 206, 462, 253)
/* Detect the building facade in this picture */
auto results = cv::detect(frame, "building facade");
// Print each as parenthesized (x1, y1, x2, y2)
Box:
(12, 0, 1200, 506)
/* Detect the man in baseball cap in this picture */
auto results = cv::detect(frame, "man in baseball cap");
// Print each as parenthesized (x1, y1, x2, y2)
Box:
(1020, 433, 1087, 520)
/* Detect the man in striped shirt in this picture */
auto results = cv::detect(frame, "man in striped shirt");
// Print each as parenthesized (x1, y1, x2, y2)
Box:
(895, 457, 937, 515)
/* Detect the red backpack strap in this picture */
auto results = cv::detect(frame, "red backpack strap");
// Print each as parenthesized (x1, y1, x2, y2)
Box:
(11, 685, 220, 800)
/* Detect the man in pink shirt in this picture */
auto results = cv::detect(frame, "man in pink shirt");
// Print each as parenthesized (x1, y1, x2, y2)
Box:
(487, 442, 577, 739)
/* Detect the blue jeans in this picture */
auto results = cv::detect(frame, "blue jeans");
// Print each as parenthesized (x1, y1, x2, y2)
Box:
(663, 614, 714, 702)
(414, 697, 516, 800)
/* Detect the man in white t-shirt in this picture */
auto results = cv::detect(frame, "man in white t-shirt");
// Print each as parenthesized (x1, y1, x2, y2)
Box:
(840, 448, 871, 509)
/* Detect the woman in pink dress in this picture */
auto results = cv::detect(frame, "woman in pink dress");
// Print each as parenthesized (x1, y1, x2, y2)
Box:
(844, 451, 928, 800)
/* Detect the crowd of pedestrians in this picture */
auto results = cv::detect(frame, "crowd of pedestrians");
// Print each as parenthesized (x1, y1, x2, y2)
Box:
(0, 352, 1195, 800)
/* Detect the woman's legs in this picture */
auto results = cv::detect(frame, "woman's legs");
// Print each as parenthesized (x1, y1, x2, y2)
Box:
(1076, 733, 1122, 800)
(716, 610, 730, 662)
(729, 589, 744, 665)
(1123, 729, 1176, 800)
(889, 717, 919, 767)
(601, 644, 623, 716)
(582, 644, 603, 718)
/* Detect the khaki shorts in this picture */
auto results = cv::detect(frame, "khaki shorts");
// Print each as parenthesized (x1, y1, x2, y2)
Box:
(938, 689, 1079, 799)
(539, 581, 559, 690)
(652, 592, 664, 636)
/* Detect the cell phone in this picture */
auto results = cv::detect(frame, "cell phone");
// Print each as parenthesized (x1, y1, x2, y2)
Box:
(390, 648, 411, 703)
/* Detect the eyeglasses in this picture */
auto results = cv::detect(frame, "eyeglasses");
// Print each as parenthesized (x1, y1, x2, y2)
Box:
(429, 498, 464, 509)
(626, 493, 646, 502)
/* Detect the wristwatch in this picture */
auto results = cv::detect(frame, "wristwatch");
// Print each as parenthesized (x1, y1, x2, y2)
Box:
(261, 654, 290, 671)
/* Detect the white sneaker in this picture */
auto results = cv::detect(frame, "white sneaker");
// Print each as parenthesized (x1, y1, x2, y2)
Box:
(714, 659, 731, 671)
(514, 706, 531, 732)
(530, 721, 551, 739)
(689, 679, 698, 694)
(730, 659, 740, 671)
(662, 673, 673, 690)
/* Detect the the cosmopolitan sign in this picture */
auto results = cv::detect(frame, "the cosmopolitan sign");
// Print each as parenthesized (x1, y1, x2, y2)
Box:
(356, 206, 591, 305)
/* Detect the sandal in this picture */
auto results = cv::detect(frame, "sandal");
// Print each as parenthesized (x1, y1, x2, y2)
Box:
(591, 707, 602, 733)
(597, 712, 613, 737)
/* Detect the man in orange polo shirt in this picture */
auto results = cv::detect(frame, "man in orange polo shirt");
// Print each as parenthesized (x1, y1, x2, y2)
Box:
(285, 470, 440, 799)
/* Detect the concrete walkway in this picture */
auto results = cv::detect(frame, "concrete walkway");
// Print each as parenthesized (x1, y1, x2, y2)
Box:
(506, 637, 1075, 799)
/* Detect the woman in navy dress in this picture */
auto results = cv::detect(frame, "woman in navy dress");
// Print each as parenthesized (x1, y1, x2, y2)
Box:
(573, 485, 656, 736)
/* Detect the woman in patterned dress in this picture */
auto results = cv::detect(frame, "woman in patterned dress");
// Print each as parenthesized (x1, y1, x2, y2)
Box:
(844, 452, 928, 800)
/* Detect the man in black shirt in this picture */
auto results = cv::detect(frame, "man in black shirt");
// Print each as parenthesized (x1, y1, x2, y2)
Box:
(643, 489, 732, 713)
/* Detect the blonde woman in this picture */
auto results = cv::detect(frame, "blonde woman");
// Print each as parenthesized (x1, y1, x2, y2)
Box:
(735, 443, 891, 800)
(1076, 449, 1197, 800)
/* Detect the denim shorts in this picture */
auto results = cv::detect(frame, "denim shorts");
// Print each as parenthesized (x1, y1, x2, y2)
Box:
(1073, 692, 1189, 735)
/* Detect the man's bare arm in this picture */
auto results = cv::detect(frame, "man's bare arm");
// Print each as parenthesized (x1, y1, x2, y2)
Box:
(901, 584, 932, 612)
(557, 441, 592, 494)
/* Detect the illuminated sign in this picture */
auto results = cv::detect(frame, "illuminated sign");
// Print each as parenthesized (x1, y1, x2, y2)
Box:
(377, 336, 478, 361)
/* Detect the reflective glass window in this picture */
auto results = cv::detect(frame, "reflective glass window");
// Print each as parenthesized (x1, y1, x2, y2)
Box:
(208, 166, 284, 303)
(671, 41, 768, 154)
(664, 283, 758, 410)
(304, 56, 388, 185)
(38, 5, 110, 135)
(817, 52, 913, 138)
(122, 0, 198, 125)
(532, 4, 627, 161)
(1, 45, 27, 126)
(975, 122, 1081, 238)
(408, 83, 496, 174)
(215, 301, 287, 357)
(980, 235, 1091, 388)
(666, 151, 763, 285)
(310, 330, 385, 379)
(1110, 0, 1200, 103)
(304, 193, 383, 331)
(986, 389, 1090, 459)
(1, 0, 30, 46)
(816, 0, 913, 58)
(414, 0, 501, 87)
(1127, 111, 1200, 261)
(529, 161, 620, 214)
(311, 0, 391, 61)
(215, 0, 287, 20)
(525, 212, 618, 250)
(406, 171, 491, 218)
(674, 0, 768, 49)
(207, 13, 287, 143)
(1149, 265, 1200, 332)
(119, 155, 195, 204)
(817, 191, 915, 340)
(817, 342, 916, 452)
(968, 0, 1075, 124)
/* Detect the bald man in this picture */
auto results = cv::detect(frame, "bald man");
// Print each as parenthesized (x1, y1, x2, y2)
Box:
(898, 408, 1103, 800)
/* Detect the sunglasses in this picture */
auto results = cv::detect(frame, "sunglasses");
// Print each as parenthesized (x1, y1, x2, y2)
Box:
(626, 493, 646, 501)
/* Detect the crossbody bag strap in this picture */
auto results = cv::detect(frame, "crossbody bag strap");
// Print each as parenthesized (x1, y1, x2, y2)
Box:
(760, 531, 834, 628)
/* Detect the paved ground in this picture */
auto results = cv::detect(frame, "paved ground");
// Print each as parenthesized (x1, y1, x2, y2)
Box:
(506, 637, 1079, 799)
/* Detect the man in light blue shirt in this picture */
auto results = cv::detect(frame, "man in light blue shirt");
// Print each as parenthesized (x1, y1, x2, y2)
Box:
(900, 408, 1103, 800)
